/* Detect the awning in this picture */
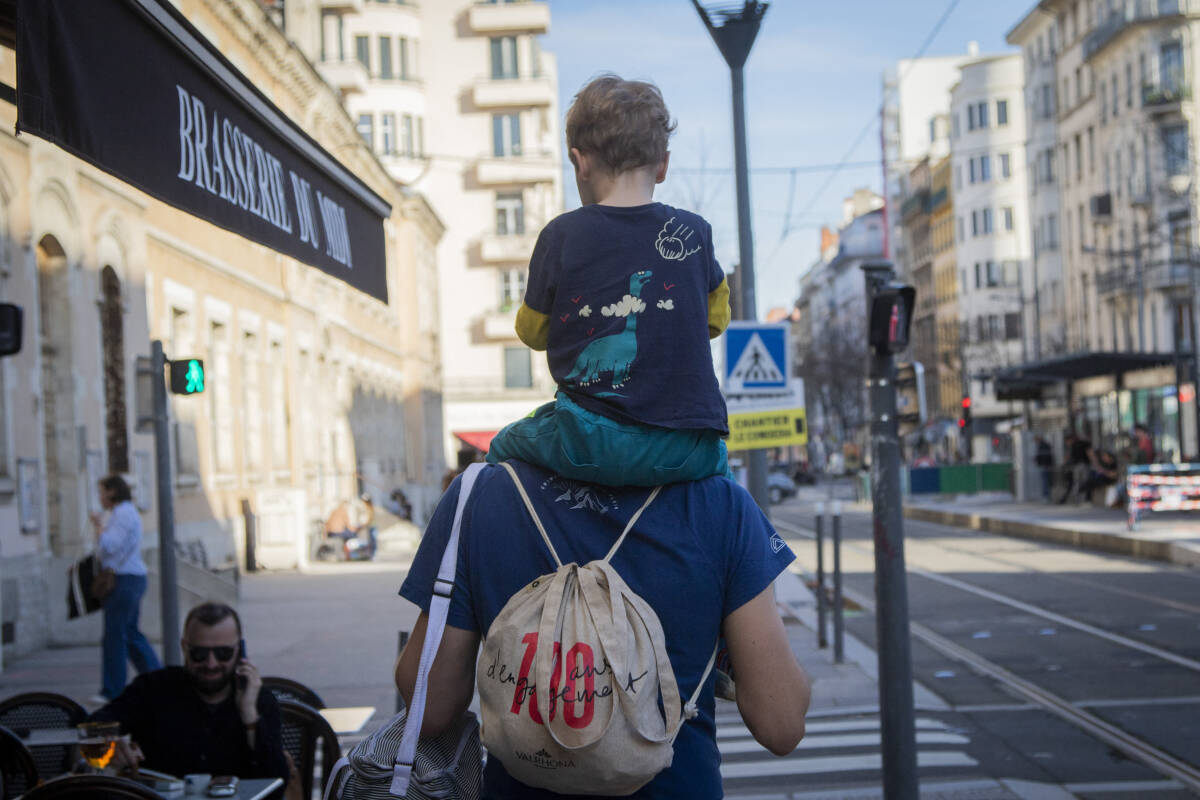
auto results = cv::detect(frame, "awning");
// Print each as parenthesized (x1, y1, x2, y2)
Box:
(455, 431, 498, 453)
(992, 351, 1182, 400)
(13, 0, 390, 302)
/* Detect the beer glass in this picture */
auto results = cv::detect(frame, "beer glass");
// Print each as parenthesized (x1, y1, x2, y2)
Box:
(76, 721, 121, 771)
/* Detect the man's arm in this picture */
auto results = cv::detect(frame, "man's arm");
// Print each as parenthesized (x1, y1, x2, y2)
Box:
(249, 689, 290, 782)
(394, 612, 480, 737)
(723, 585, 811, 756)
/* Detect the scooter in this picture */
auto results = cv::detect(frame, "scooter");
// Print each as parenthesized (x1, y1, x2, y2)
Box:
(315, 529, 374, 562)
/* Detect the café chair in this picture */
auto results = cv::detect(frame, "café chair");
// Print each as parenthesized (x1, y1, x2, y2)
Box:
(262, 676, 326, 710)
(0, 693, 87, 780)
(18, 774, 160, 799)
(0, 725, 40, 799)
(278, 699, 341, 799)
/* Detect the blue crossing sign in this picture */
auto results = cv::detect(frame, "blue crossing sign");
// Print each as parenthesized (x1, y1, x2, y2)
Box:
(724, 322, 789, 393)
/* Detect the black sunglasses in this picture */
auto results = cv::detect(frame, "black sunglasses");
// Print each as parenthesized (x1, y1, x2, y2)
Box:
(186, 645, 237, 663)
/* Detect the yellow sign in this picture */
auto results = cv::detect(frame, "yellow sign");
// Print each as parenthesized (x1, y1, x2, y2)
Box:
(728, 407, 808, 450)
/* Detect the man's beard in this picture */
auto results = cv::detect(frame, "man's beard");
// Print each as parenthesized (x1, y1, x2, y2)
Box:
(188, 664, 233, 697)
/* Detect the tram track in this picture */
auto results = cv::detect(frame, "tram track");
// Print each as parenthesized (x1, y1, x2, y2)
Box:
(773, 516, 1200, 794)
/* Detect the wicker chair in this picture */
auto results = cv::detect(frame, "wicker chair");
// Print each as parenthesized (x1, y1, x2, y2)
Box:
(18, 774, 161, 799)
(262, 676, 326, 710)
(0, 725, 40, 799)
(278, 699, 340, 799)
(0, 693, 87, 781)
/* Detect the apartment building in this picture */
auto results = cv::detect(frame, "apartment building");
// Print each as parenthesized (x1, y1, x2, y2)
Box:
(901, 157, 940, 418)
(949, 54, 1032, 454)
(285, 0, 564, 466)
(0, 0, 444, 660)
(930, 156, 962, 421)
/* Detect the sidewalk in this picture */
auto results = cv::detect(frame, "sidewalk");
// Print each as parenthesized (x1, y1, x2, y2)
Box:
(904, 493, 1200, 567)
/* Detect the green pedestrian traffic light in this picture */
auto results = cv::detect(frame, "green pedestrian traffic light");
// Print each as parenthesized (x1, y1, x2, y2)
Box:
(169, 358, 205, 395)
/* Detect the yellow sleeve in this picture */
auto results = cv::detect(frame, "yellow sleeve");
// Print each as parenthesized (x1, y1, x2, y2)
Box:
(708, 276, 731, 338)
(515, 303, 550, 351)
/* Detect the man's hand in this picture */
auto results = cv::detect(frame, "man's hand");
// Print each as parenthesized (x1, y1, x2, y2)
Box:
(236, 659, 262, 727)
(89, 512, 104, 536)
(112, 737, 144, 774)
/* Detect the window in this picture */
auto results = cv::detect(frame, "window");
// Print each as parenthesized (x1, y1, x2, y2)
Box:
(400, 114, 415, 157)
(1161, 41, 1184, 92)
(1075, 133, 1083, 179)
(380, 113, 395, 155)
(415, 116, 424, 157)
(492, 113, 521, 156)
(977, 101, 989, 128)
(1165, 125, 1189, 176)
(971, 210, 979, 236)
(1171, 217, 1191, 261)
(1041, 83, 1054, 118)
(209, 321, 234, 473)
(242, 331, 263, 473)
(268, 340, 288, 473)
(1100, 79, 1107, 122)
(1139, 51, 1147, 95)
(503, 346, 532, 389)
(982, 208, 994, 234)
(379, 36, 393, 79)
(1003, 207, 1014, 232)
(500, 269, 526, 312)
(1075, 67, 1083, 102)
(1126, 62, 1133, 107)
(1087, 126, 1095, 173)
(490, 36, 518, 79)
(100, 267, 128, 473)
(1005, 313, 1022, 340)
(1078, 203, 1086, 249)
(356, 113, 373, 149)
(398, 37, 410, 80)
(968, 104, 976, 131)
(980, 155, 991, 181)
(929, 117, 937, 144)
(1111, 71, 1119, 116)
(974, 263, 982, 289)
(969, 158, 976, 183)
(495, 192, 525, 235)
(986, 260, 1002, 287)
(1000, 153, 1011, 178)
(355, 35, 369, 70)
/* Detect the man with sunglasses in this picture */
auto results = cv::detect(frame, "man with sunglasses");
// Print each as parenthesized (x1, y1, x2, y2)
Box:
(90, 602, 290, 785)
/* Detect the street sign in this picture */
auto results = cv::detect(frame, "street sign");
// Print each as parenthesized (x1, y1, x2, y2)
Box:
(724, 322, 789, 393)
(728, 407, 808, 450)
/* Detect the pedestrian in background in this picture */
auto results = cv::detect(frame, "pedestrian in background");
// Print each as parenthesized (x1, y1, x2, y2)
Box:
(1034, 435, 1054, 501)
(91, 474, 161, 704)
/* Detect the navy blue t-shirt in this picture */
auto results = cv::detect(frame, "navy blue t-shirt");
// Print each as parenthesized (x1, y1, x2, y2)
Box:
(523, 202, 729, 433)
(399, 461, 794, 800)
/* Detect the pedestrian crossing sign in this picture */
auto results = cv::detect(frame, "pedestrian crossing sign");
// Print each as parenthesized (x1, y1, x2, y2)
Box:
(724, 322, 789, 393)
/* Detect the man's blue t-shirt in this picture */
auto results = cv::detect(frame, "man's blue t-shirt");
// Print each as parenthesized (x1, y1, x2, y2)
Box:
(523, 202, 729, 433)
(399, 461, 794, 800)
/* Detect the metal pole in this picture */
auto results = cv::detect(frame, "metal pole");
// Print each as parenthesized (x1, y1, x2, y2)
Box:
(151, 340, 181, 666)
(832, 500, 844, 664)
(814, 502, 826, 649)
(730, 63, 770, 513)
(863, 264, 919, 799)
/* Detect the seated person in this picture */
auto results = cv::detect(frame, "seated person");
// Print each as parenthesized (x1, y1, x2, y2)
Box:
(1077, 447, 1119, 501)
(91, 602, 289, 786)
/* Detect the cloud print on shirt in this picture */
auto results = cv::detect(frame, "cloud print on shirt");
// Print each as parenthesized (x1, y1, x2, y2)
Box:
(579, 305, 592, 317)
(601, 295, 646, 318)
(657, 299, 675, 310)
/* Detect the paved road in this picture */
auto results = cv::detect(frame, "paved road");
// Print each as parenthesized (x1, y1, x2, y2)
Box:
(758, 488, 1200, 799)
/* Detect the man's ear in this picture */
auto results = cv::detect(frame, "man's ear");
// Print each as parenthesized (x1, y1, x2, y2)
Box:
(655, 151, 670, 184)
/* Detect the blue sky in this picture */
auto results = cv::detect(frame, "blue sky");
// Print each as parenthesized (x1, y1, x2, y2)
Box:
(543, 0, 1031, 317)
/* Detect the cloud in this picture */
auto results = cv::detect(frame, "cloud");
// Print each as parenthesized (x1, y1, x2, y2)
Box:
(579, 305, 592, 317)
(657, 299, 675, 310)
(601, 294, 646, 318)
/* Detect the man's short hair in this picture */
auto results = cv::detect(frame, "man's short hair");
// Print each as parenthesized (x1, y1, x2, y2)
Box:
(183, 602, 242, 639)
(99, 474, 133, 504)
(566, 74, 675, 175)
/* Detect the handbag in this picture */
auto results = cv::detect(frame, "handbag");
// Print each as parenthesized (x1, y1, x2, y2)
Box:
(66, 554, 105, 619)
(91, 565, 117, 601)
(324, 463, 486, 800)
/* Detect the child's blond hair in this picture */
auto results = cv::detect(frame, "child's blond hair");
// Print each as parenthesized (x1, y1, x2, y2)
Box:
(565, 74, 676, 175)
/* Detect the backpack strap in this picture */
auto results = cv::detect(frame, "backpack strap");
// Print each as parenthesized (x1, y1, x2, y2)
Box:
(391, 462, 485, 797)
(498, 461, 660, 566)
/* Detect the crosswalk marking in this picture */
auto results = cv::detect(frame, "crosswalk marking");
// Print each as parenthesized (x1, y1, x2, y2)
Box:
(720, 750, 978, 779)
(715, 715, 949, 740)
(719, 731, 969, 755)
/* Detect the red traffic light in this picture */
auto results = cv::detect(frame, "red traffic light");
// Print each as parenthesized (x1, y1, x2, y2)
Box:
(957, 418, 966, 428)
(961, 396, 972, 409)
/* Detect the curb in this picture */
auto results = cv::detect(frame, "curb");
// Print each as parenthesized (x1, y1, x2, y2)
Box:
(903, 505, 1200, 567)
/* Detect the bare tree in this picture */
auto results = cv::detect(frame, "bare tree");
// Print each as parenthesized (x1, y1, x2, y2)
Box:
(797, 313, 869, 445)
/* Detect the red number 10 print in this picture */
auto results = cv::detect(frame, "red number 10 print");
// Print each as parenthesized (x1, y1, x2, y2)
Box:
(511, 632, 596, 729)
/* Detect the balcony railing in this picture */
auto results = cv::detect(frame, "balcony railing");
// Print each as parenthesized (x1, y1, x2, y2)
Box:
(472, 75, 554, 108)
(1095, 266, 1130, 296)
(1084, 0, 1193, 61)
(468, 1, 550, 34)
(1147, 260, 1195, 290)
(1143, 82, 1192, 110)
(900, 189, 930, 221)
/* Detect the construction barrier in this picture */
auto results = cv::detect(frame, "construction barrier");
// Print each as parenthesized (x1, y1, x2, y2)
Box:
(908, 463, 1012, 495)
(1126, 463, 1200, 530)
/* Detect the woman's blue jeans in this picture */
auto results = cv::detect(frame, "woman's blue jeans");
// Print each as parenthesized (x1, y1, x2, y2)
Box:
(102, 574, 162, 699)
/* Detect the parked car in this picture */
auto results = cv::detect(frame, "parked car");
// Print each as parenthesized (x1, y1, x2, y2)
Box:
(767, 469, 798, 504)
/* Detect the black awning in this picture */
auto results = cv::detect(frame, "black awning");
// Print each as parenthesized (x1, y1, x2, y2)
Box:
(992, 351, 1181, 400)
(15, 0, 390, 303)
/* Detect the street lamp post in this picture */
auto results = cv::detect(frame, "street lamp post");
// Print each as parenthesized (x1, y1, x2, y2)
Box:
(692, 0, 770, 512)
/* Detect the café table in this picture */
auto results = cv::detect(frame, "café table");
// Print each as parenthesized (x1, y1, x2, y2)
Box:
(176, 776, 283, 799)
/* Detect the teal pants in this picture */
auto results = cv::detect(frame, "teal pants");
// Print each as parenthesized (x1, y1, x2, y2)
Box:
(487, 393, 731, 486)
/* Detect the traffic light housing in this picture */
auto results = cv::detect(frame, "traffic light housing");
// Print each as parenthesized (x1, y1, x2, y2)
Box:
(169, 358, 205, 395)
(0, 303, 21, 357)
(959, 395, 972, 428)
(868, 282, 916, 355)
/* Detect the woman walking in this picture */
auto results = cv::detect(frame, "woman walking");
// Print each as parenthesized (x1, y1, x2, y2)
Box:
(91, 475, 161, 703)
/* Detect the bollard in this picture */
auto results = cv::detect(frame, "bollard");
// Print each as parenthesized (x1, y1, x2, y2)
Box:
(832, 500, 844, 664)
(815, 502, 827, 649)
(395, 630, 410, 713)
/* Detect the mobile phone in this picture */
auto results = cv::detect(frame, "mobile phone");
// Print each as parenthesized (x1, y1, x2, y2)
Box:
(236, 639, 247, 691)
(207, 775, 239, 797)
